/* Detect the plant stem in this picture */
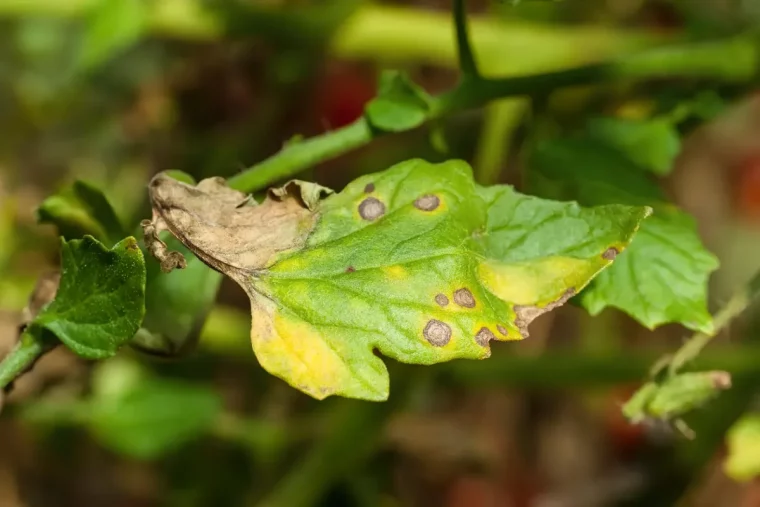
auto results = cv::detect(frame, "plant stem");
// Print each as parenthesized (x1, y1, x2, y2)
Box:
(668, 270, 760, 376)
(228, 33, 757, 193)
(0, 331, 50, 390)
(453, 0, 479, 78)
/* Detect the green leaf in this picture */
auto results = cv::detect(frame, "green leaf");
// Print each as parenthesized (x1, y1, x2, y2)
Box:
(28, 236, 146, 359)
(37, 180, 127, 246)
(77, 0, 148, 71)
(528, 137, 718, 333)
(365, 71, 432, 132)
(725, 413, 760, 482)
(132, 233, 223, 357)
(586, 116, 681, 176)
(144, 159, 649, 401)
(89, 377, 222, 460)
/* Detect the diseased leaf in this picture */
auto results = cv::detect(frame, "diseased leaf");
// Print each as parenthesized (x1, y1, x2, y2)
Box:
(365, 71, 432, 132)
(725, 413, 760, 482)
(37, 180, 127, 246)
(144, 159, 649, 401)
(586, 116, 681, 176)
(28, 236, 146, 359)
(528, 136, 718, 333)
(133, 171, 224, 357)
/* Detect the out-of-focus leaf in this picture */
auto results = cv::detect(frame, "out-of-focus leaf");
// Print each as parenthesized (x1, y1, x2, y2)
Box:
(37, 180, 127, 246)
(725, 413, 760, 482)
(27, 236, 146, 359)
(528, 136, 718, 333)
(144, 159, 649, 401)
(365, 70, 431, 132)
(77, 0, 148, 71)
(88, 378, 222, 460)
(586, 116, 681, 176)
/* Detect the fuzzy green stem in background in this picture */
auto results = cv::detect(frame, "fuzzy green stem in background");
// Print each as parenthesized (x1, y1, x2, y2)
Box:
(453, 0, 479, 78)
(668, 270, 760, 376)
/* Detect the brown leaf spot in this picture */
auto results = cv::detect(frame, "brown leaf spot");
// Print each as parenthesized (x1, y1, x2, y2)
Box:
(497, 325, 508, 336)
(602, 247, 619, 260)
(475, 327, 495, 347)
(364, 183, 375, 194)
(453, 288, 476, 308)
(413, 194, 440, 212)
(358, 197, 385, 221)
(423, 319, 452, 347)
(513, 288, 576, 339)
(346, 266, 356, 273)
(435, 294, 449, 307)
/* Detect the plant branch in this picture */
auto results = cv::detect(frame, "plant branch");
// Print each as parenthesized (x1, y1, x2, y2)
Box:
(668, 270, 760, 376)
(453, 0, 479, 78)
(0, 331, 52, 391)
(227, 33, 757, 193)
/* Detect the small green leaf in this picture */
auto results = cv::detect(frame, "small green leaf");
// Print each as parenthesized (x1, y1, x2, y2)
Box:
(623, 371, 731, 431)
(725, 413, 760, 482)
(37, 180, 127, 246)
(88, 378, 222, 460)
(365, 71, 432, 132)
(132, 233, 223, 357)
(586, 116, 681, 176)
(77, 0, 148, 71)
(145, 159, 648, 401)
(528, 136, 718, 333)
(28, 236, 146, 359)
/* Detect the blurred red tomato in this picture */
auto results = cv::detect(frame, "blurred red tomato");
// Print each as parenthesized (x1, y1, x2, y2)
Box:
(314, 63, 376, 129)
(737, 154, 760, 220)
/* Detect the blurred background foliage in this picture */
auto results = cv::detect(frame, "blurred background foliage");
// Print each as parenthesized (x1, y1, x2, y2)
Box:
(2, 0, 760, 506)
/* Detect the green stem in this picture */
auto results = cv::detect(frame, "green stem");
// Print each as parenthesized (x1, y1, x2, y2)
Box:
(0, 331, 50, 390)
(453, 0, 479, 77)
(228, 33, 757, 193)
(668, 270, 760, 376)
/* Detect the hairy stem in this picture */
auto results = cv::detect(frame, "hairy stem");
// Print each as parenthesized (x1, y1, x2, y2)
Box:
(453, 0, 479, 77)
(229, 33, 757, 193)
(668, 270, 760, 376)
(0, 331, 51, 391)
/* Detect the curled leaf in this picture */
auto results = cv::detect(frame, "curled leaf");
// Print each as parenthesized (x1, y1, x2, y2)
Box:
(146, 159, 649, 401)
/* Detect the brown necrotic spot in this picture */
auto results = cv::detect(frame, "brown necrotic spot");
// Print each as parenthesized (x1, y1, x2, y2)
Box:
(364, 183, 375, 194)
(423, 319, 452, 346)
(475, 327, 495, 347)
(602, 247, 619, 260)
(346, 266, 356, 273)
(435, 294, 449, 307)
(497, 325, 508, 336)
(453, 288, 476, 308)
(358, 197, 385, 221)
(414, 194, 440, 211)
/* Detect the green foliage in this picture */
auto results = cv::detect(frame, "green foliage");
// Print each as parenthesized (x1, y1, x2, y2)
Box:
(77, 0, 148, 71)
(365, 70, 432, 132)
(586, 116, 681, 176)
(725, 413, 760, 482)
(37, 180, 127, 246)
(27, 236, 146, 359)
(145, 159, 649, 401)
(528, 135, 718, 333)
(22, 358, 223, 460)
